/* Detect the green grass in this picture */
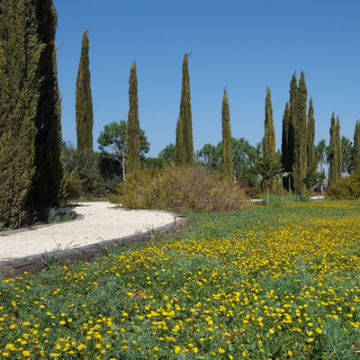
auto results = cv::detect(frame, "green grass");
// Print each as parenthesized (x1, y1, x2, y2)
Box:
(0, 201, 359, 359)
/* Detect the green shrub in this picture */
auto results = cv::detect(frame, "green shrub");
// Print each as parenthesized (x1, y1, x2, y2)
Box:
(109, 163, 247, 212)
(249, 185, 263, 199)
(326, 168, 360, 200)
(262, 194, 301, 207)
(62, 210, 78, 221)
(300, 194, 310, 202)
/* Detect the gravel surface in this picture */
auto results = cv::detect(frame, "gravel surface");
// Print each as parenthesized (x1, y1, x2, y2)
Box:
(0, 202, 176, 261)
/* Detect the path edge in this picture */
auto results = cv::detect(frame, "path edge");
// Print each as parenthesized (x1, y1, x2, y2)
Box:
(0, 212, 187, 278)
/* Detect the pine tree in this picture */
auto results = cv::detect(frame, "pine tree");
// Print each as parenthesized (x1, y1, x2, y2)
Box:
(306, 97, 315, 170)
(281, 101, 290, 171)
(177, 53, 193, 165)
(76, 30, 94, 151)
(288, 72, 297, 173)
(328, 112, 338, 186)
(126, 62, 140, 172)
(336, 116, 342, 180)
(353, 120, 360, 171)
(221, 89, 233, 180)
(0, 0, 44, 227)
(26, 0, 63, 209)
(293, 71, 307, 194)
(264, 87, 276, 160)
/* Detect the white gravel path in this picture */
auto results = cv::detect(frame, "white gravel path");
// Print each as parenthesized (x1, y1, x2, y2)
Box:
(0, 202, 176, 261)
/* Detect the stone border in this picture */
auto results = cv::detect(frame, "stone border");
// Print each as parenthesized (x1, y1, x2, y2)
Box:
(0, 212, 187, 278)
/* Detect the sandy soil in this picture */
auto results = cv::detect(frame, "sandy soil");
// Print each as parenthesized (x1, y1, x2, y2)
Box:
(0, 202, 176, 261)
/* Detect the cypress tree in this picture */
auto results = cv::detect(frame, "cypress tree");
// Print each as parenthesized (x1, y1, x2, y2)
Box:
(76, 30, 94, 151)
(0, 0, 43, 227)
(328, 112, 338, 186)
(178, 53, 193, 165)
(264, 87, 276, 160)
(281, 101, 290, 171)
(336, 116, 342, 180)
(126, 61, 140, 172)
(175, 117, 185, 165)
(288, 72, 297, 172)
(353, 120, 360, 171)
(293, 71, 307, 194)
(26, 0, 63, 209)
(221, 88, 233, 180)
(306, 97, 315, 170)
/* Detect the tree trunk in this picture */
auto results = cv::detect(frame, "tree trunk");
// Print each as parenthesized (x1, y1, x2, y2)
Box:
(267, 182, 270, 206)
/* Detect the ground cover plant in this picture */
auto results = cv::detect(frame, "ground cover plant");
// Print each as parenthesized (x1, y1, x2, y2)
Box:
(0, 201, 359, 359)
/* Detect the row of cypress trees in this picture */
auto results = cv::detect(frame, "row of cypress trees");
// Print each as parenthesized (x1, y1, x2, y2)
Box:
(75, 32, 141, 177)
(175, 53, 234, 181)
(0, 0, 63, 227)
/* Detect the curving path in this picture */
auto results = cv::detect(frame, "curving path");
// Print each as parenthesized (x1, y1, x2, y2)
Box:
(0, 202, 187, 277)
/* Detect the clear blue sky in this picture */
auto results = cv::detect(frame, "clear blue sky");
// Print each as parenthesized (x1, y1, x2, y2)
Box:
(56, 0, 360, 157)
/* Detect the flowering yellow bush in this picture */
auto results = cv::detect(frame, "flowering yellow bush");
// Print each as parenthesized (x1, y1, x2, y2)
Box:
(108, 163, 247, 212)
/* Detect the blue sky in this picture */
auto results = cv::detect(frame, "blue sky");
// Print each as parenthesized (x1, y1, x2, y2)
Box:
(56, 0, 360, 157)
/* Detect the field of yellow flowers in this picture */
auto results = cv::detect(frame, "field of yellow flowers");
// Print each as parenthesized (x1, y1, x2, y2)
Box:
(0, 201, 359, 359)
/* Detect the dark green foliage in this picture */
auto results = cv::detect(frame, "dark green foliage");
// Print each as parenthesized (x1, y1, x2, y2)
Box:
(98, 120, 150, 181)
(142, 157, 164, 169)
(232, 139, 262, 186)
(288, 72, 298, 172)
(195, 139, 261, 187)
(0, 0, 43, 227)
(293, 71, 307, 194)
(328, 112, 342, 185)
(76, 30, 94, 152)
(316, 139, 327, 174)
(221, 89, 233, 180)
(306, 97, 315, 171)
(176, 53, 193, 165)
(158, 143, 177, 163)
(195, 143, 220, 170)
(264, 87, 276, 160)
(304, 165, 326, 192)
(281, 101, 290, 171)
(26, 0, 63, 210)
(341, 136, 353, 174)
(353, 120, 360, 171)
(336, 116, 342, 179)
(126, 62, 141, 172)
(175, 117, 185, 164)
(255, 157, 283, 205)
(62, 142, 107, 199)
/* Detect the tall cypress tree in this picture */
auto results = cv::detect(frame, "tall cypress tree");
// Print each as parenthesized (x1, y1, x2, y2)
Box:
(328, 112, 338, 186)
(0, 0, 43, 227)
(264, 87, 276, 160)
(177, 53, 193, 165)
(306, 97, 315, 170)
(76, 30, 94, 151)
(288, 72, 297, 172)
(353, 120, 360, 171)
(281, 101, 290, 171)
(293, 71, 307, 194)
(26, 0, 63, 209)
(175, 117, 185, 164)
(336, 116, 342, 179)
(126, 61, 140, 172)
(221, 88, 233, 180)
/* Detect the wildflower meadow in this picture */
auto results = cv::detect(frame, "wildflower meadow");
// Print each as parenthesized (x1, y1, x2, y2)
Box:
(0, 201, 359, 359)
